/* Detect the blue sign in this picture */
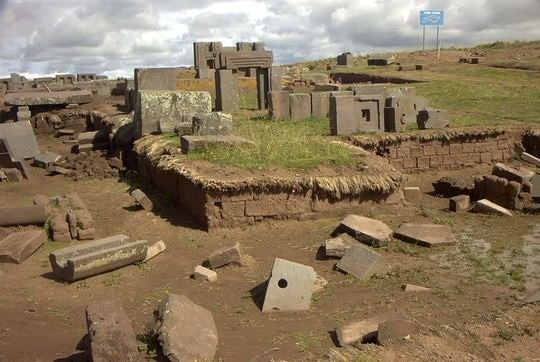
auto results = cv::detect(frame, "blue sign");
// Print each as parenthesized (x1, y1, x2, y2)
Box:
(420, 10, 444, 26)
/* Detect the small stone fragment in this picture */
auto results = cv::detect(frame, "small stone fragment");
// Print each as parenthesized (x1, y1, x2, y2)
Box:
(313, 274, 328, 294)
(193, 265, 217, 282)
(403, 187, 421, 203)
(130, 188, 153, 211)
(144, 240, 166, 261)
(449, 195, 470, 212)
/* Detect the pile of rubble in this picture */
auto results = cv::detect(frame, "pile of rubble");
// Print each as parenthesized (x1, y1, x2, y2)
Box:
(53, 151, 123, 180)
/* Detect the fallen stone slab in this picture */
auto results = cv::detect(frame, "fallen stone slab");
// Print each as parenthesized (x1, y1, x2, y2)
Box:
(0, 205, 49, 227)
(193, 265, 217, 282)
(492, 163, 529, 184)
(56, 129, 75, 136)
(325, 233, 358, 258)
(394, 223, 457, 247)
(521, 152, 540, 167)
(0, 121, 40, 159)
(208, 242, 243, 269)
(473, 199, 513, 216)
(0, 230, 46, 264)
(262, 258, 317, 312)
(180, 135, 255, 154)
(4, 90, 93, 106)
(47, 165, 71, 175)
(85, 299, 139, 362)
(49, 234, 149, 281)
(336, 317, 380, 346)
(33, 152, 61, 168)
(402, 284, 431, 292)
(449, 195, 470, 212)
(147, 294, 218, 362)
(144, 240, 166, 261)
(336, 245, 385, 279)
(377, 319, 420, 344)
(130, 188, 153, 211)
(335, 215, 393, 247)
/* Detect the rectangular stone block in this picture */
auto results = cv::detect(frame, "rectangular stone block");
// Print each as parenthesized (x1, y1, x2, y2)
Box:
(208, 242, 243, 269)
(417, 108, 449, 129)
(337, 245, 384, 279)
(130, 188, 154, 210)
(192, 112, 232, 136)
(492, 163, 528, 184)
(0, 230, 46, 264)
(325, 233, 358, 258)
(521, 152, 540, 167)
(4, 90, 92, 106)
(289, 93, 312, 120)
(0, 121, 40, 160)
(268, 91, 290, 120)
(180, 135, 254, 154)
(215, 69, 239, 113)
(449, 195, 470, 212)
(16, 110, 31, 120)
(311, 92, 331, 118)
(49, 234, 149, 281)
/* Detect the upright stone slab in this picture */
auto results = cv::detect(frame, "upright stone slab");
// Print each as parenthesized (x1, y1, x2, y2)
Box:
(268, 91, 290, 120)
(336, 215, 392, 247)
(337, 52, 353, 67)
(394, 223, 457, 247)
(311, 92, 331, 118)
(192, 112, 233, 136)
(147, 294, 218, 361)
(336, 245, 384, 279)
(215, 69, 239, 113)
(532, 174, 540, 200)
(270, 66, 282, 91)
(262, 258, 317, 312)
(416, 108, 449, 129)
(256, 68, 270, 109)
(289, 93, 312, 120)
(0, 230, 46, 264)
(0, 121, 40, 159)
(85, 299, 139, 361)
(135, 90, 212, 137)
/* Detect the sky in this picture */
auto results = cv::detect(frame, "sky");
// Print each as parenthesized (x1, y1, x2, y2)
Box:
(1, 0, 539, 79)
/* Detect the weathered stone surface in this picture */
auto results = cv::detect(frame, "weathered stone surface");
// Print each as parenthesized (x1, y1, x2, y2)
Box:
(289, 93, 312, 120)
(0, 121, 40, 159)
(336, 215, 392, 247)
(85, 299, 139, 362)
(336, 245, 385, 279)
(311, 92, 331, 118)
(473, 199, 513, 216)
(262, 258, 317, 312)
(449, 195, 471, 212)
(521, 152, 540, 167)
(336, 317, 380, 346)
(144, 240, 166, 261)
(394, 223, 456, 247)
(74, 209, 95, 230)
(377, 319, 420, 343)
(416, 108, 449, 129)
(268, 91, 290, 120)
(403, 187, 421, 203)
(193, 265, 217, 282)
(492, 163, 529, 184)
(135, 90, 211, 137)
(0, 230, 46, 264)
(148, 294, 218, 362)
(50, 212, 71, 242)
(130, 188, 154, 211)
(49, 235, 149, 281)
(180, 135, 254, 154)
(208, 242, 243, 269)
(312, 274, 328, 294)
(67, 208, 78, 239)
(33, 152, 61, 168)
(3, 168, 23, 181)
(192, 112, 232, 136)
(4, 90, 93, 106)
(66, 193, 87, 210)
(0, 205, 49, 227)
(325, 233, 357, 258)
(47, 165, 71, 175)
(433, 177, 473, 197)
(402, 284, 431, 292)
(215, 69, 239, 113)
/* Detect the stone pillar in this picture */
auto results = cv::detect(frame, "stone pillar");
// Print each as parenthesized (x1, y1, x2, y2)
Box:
(268, 91, 290, 120)
(215, 69, 238, 112)
(330, 95, 355, 135)
(270, 66, 282, 92)
(311, 92, 331, 119)
(289, 93, 312, 120)
(256, 68, 270, 110)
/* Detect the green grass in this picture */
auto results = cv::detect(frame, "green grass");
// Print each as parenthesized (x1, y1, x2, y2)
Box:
(187, 116, 358, 170)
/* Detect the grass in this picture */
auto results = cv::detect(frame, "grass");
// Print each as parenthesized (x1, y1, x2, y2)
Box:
(187, 116, 358, 170)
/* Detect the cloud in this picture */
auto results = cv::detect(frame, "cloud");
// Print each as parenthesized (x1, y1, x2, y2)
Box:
(0, 0, 539, 78)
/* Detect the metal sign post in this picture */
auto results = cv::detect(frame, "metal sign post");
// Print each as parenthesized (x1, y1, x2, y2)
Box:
(420, 10, 444, 59)
(422, 26, 426, 51)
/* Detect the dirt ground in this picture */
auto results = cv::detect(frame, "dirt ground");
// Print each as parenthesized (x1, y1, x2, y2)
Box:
(1, 128, 539, 361)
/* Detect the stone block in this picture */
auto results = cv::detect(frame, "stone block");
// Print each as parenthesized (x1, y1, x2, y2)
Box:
(74, 209, 95, 230)
(417, 108, 449, 129)
(208, 242, 243, 269)
(394, 223, 456, 247)
(268, 91, 290, 120)
(0, 121, 40, 160)
(3, 168, 23, 182)
(67, 209, 77, 239)
(180, 135, 254, 154)
(521, 152, 540, 167)
(77, 227, 96, 240)
(135, 90, 212, 137)
(0, 230, 46, 264)
(289, 93, 312, 120)
(18, 106, 29, 112)
(402, 284, 431, 292)
(50, 213, 71, 242)
(403, 187, 421, 203)
(492, 163, 529, 184)
(336, 245, 385, 279)
(377, 319, 419, 344)
(193, 265, 217, 282)
(473, 199, 513, 216)
(192, 112, 232, 136)
(85, 299, 139, 362)
(384, 106, 406, 132)
(0, 205, 48, 227)
(215, 69, 239, 113)
(262, 258, 317, 312)
(47, 165, 71, 175)
(66, 193, 86, 210)
(311, 92, 331, 118)
(4, 90, 92, 106)
(130, 188, 154, 211)
(336, 317, 380, 346)
(49, 234, 149, 281)
(144, 240, 167, 261)
(16, 110, 31, 120)
(147, 294, 218, 362)
(337, 52, 353, 67)
(33, 151, 61, 168)
(350, 84, 387, 96)
(325, 233, 358, 258)
(336, 214, 393, 247)
(449, 195, 470, 212)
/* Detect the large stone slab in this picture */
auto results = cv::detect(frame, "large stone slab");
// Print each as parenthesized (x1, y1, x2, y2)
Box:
(0, 121, 39, 159)
(49, 234, 149, 281)
(85, 299, 139, 362)
(268, 91, 290, 120)
(0, 205, 49, 227)
(0, 230, 46, 264)
(336, 245, 385, 279)
(4, 90, 92, 106)
(521, 152, 540, 167)
(492, 163, 529, 184)
(147, 294, 218, 361)
(336, 215, 392, 247)
(325, 233, 358, 258)
(192, 112, 233, 136)
(394, 223, 456, 247)
(135, 90, 211, 137)
(262, 258, 317, 312)
(311, 92, 331, 118)
(416, 108, 449, 129)
(180, 135, 254, 154)
(289, 93, 312, 120)
(130, 188, 153, 211)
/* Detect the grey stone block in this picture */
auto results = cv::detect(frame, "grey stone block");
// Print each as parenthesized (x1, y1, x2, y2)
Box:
(336, 215, 393, 247)
(0, 230, 46, 264)
(492, 163, 529, 184)
(130, 188, 154, 211)
(262, 258, 317, 312)
(394, 223, 457, 247)
(268, 91, 290, 120)
(193, 265, 217, 282)
(192, 112, 233, 136)
(49, 234, 149, 281)
(289, 93, 311, 120)
(417, 108, 449, 129)
(180, 135, 254, 154)
(208, 242, 243, 269)
(311, 92, 331, 118)
(0, 121, 40, 159)
(336, 245, 385, 279)
(16, 110, 31, 120)
(4, 90, 92, 106)
(325, 233, 357, 258)
(473, 199, 513, 216)
(449, 195, 470, 212)
(215, 69, 238, 113)
(521, 152, 540, 167)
